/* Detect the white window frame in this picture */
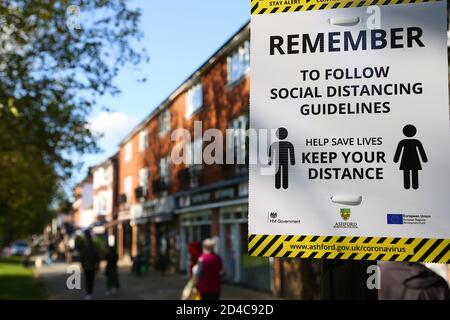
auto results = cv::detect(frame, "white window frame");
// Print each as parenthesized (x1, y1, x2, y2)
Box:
(93, 168, 102, 189)
(124, 141, 132, 162)
(124, 176, 133, 204)
(227, 40, 250, 85)
(101, 195, 107, 212)
(139, 129, 148, 152)
(185, 82, 203, 118)
(185, 138, 203, 167)
(159, 108, 171, 136)
(159, 156, 170, 184)
(139, 167, 148, 194)
(228, 115, 248, 165)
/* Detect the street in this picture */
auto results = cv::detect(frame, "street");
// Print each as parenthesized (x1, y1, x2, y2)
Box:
(35, 261, 275, 300)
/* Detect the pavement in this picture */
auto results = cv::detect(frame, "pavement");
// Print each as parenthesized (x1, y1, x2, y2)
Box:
(34, 260, 275, 300)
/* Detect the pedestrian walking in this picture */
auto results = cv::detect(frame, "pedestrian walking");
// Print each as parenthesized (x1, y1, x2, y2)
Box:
(193, 238, 223, 300)
(105, 245, 120, 296)
(80, 232, 100, 300)
(45, 241, 55, 265)
(64, 236, 72, 263)
(57, 240, 65, 262)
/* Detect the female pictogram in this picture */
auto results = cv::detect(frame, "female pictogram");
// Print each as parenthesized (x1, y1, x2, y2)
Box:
(394, 124, 428, 190)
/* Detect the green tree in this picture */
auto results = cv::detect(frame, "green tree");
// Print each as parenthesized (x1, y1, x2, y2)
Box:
(0, 0, 148, 243)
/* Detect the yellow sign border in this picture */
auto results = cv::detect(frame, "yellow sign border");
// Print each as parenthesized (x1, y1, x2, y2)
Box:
(251, 0, 442, 15)
(248, 235, 450, 263)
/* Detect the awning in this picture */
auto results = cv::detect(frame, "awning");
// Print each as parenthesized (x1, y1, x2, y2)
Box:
(133, 212, 174, 224)
(175, 197, 248, 215)
(103, 218, 129, 228)
(174, 176, 247, 197)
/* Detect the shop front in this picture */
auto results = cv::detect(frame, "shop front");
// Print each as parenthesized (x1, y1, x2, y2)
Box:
(178, 211, 213, 273)
(141, 196, 176, 271)
(174, 177, 271, 292)
(219, 205, 271, 292)
(132, 201, 150, 260)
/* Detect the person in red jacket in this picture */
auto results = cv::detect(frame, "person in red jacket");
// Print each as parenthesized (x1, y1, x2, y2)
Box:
(194, 238, 223, 300)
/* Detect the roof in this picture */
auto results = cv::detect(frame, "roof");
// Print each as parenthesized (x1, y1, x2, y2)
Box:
(89, 153, 117, 171)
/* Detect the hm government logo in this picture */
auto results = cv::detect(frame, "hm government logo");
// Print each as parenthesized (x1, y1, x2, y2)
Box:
(270, 212, 277, 219)
(334, 208, 358, 229)
(340, 208, 351, 221)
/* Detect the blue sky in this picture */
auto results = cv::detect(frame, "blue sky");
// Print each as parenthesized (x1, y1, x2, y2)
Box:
(76, 1, 250, 182)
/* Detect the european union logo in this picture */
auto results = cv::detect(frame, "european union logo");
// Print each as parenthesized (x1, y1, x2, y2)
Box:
(387, 214, 404, 225)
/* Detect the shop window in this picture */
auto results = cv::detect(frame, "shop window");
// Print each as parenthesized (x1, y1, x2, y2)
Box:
(138, 224, 151, 257)
(182, 213, 212, 226)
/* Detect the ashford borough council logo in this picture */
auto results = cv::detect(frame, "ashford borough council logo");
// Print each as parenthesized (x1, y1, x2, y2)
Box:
(340, 208, 351, 221)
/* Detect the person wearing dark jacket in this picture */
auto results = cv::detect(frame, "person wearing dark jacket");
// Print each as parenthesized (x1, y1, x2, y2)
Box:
(105, 246, 120, 296)
(80, 233, 100, 300)
(379, 261, 450, 300)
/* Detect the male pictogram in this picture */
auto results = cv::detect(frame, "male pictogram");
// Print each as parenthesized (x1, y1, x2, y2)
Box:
(394, 124, 428, 190)
(268, 127, 295, 189)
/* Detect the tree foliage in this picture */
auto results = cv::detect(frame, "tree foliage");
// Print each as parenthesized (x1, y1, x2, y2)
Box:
(0, 0, 147, 242)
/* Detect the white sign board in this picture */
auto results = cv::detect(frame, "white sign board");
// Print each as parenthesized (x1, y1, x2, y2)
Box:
(249, 0, 450, 263)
